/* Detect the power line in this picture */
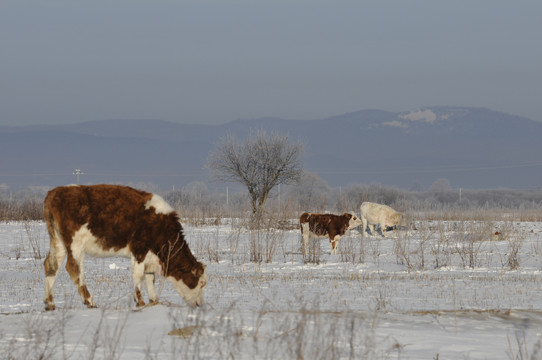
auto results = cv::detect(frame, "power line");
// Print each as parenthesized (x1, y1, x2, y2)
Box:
(0, 170, 208, 178)
(309, 160, 542, 176)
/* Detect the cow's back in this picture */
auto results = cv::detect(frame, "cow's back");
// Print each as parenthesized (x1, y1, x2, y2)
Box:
(46, 184, 151, 218)
(301, 213, 340, 237)
(44, 185, 156, 248)
(361, 202, 393, 221)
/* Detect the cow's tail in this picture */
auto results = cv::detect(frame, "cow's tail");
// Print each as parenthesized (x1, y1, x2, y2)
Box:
(44, 202, 61, 249)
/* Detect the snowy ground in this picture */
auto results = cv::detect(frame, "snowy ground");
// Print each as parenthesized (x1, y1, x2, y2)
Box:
(1, 219, 542, 359)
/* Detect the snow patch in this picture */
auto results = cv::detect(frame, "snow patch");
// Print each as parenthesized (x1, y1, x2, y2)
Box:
(109, 263, 126, 270)
(382, 120, 409, 128)
(400, 109, 437, 123)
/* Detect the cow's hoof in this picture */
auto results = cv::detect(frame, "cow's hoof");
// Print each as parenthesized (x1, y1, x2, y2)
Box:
(84, 300, 97, 309)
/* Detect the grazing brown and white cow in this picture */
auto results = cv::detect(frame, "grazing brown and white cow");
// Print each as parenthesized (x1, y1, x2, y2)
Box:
(43, 184, 207, 311)
(299, 212, 362, 255)
(360, 202, 407, 237)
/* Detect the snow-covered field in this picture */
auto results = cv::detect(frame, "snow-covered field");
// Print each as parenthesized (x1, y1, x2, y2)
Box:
(2, 218, 542, 359)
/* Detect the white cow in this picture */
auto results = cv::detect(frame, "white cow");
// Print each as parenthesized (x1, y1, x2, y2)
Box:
(360, 202, 407, 237)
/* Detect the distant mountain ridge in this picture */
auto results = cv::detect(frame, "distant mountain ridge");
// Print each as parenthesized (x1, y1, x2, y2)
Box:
(1, 107, 541, 191)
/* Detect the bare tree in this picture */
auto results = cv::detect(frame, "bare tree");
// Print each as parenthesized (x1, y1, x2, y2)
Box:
(207, 130, 304, 227)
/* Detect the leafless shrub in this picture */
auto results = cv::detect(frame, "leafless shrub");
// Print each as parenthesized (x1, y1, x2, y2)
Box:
(530, 338, 542, 360)
(504, 229, 525, 270)
(431, 222, 452, 268)
(366, 234, 383, 263)
(23, 220, 43, 260)
(339, 233, 363, 264)
(204, 229, 220, 264)
(5, 313, 59, 359)
(262, 228, 282, 264)
(0, 196, 44, 221)
(166, 183, 226, 227)
(394, 231, 412, 269)
(250, 227, 282, 264)
(14, 243, 22, 260)
(99, 309, 129, 360)
(1, 308, 133, 360)
(358, 233, 367, 264)
(452, 221, 488, 269)
(414, 228, 431, 270)
(249, 230, 263, 264)
(303, 236, 322, 265)
(507, 237, 522, 270)
(164, 299, 397, 360)
(268, 198, 299, 231)
(507, 329, 529, 360)
(227, 225, 243, 265)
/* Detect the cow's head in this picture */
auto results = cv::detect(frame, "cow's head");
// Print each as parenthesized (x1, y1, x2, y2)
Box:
(168, 262, 208, 308)
(396, 213, 408, 228)
(345, 212, 363, 229)
(389, 213, 409, 230)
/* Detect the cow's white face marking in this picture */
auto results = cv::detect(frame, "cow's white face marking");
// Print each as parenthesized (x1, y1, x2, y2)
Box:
(169, 268, 208, 308)
(145, 194, 174, 215)
(347, 213, 363, 229)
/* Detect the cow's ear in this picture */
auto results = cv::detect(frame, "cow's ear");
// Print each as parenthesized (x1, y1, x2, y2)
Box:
(191, 265, 205, 277)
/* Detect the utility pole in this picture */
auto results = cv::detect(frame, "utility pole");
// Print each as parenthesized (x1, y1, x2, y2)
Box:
(73, 169, 84, 184)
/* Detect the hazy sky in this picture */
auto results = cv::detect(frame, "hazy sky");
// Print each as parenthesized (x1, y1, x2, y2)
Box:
(1, 1, 541, 126)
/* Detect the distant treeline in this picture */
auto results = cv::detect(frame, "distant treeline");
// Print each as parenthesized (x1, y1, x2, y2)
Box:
(1, 182, 541, 222)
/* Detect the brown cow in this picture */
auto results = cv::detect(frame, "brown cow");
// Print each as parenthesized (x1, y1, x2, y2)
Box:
(43, 184, 207, 310)
(299, 212, 362, 255)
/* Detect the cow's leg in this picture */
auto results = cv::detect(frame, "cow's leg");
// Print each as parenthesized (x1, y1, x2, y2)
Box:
(367, 224, 375, 236)
(144, 259, 158, 304)
(361, 218, 367, 237)
(144, 272, 157, 304)
(380, 223, 387, 237)
(131, 256, 146, 307)
(65, 249, 95, 308)
(43, 237, 66, 311)
(301, 224, 310, 255)
(330, 235, 342, 255)
(64, 225, 97, 308)
(330, 238, 337, 255)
